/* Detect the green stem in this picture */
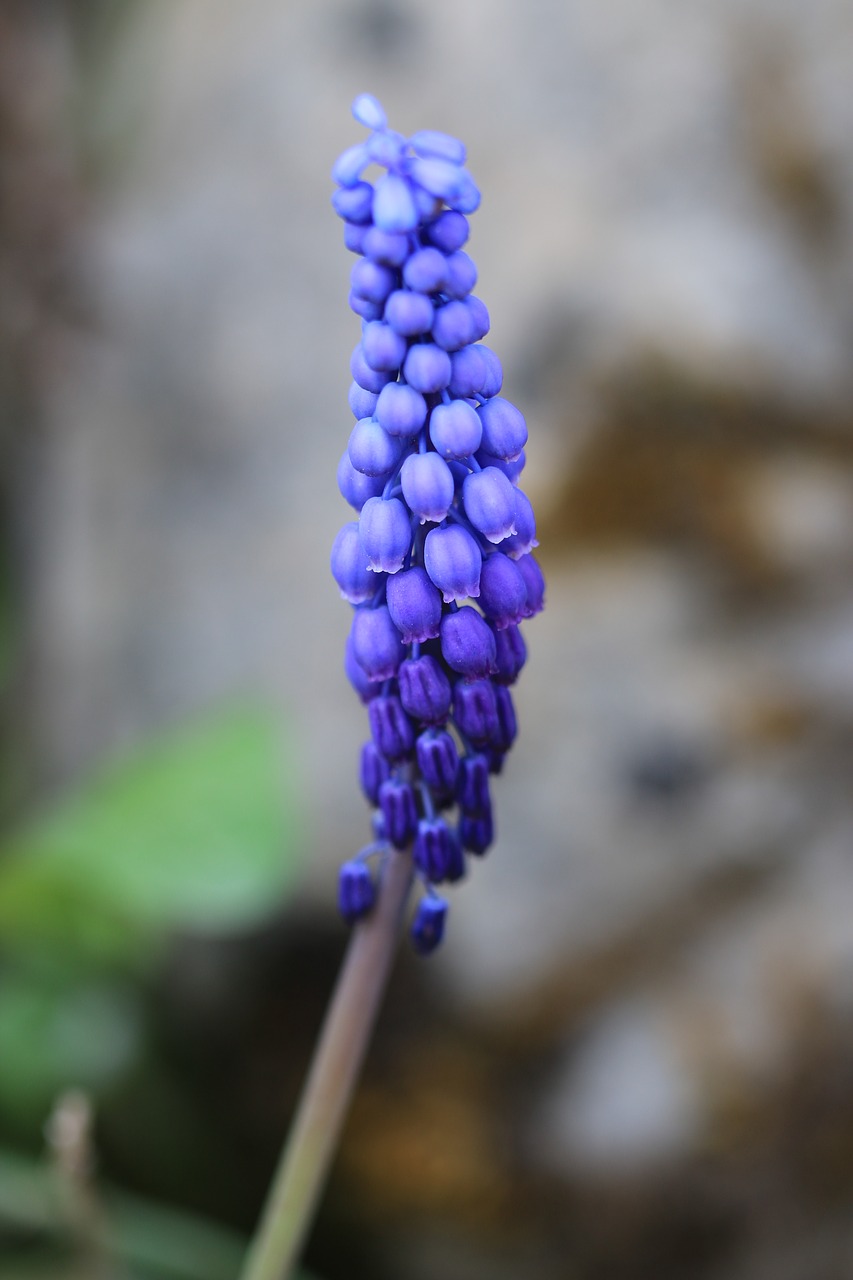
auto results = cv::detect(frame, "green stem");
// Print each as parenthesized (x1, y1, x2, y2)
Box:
(240, 849, 415, 1280)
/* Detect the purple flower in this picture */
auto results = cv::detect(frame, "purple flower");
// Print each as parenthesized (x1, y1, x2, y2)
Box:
(331, 95, 543, 951)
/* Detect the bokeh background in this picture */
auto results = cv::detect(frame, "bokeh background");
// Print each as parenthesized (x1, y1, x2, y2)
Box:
(2, 1, 853, 1277)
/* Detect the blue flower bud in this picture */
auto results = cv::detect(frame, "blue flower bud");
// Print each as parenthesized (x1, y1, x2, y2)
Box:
(410, 157, 469, 204)
(372, 810, 387, 841)
(478, 397, 527, 461)
(447, 347, 488, 398)
(464, 296, 490, 341)
(350, 343, 393, 394)
(360, 740, 390, 805)
(478, 552, 528, 629)
(385, 565, 442, 642)
(516, 554, 545, 616)
(398, 655, 452, 725)
(502, 489, 539, 558)
(428, 399, 482, 459)
(352, 92, 387, 130)
(359, 496, 412, 573)
(439, 605, 496, 677)
(474, 447, 525, 483)
(413, 818, 456, 881)
(338, 858, 376, 923)
(348, 291, 383, 322)
(348, 417, 401, 477)
(424, 210, 469, 252)
(478, 346, 503, 397)
(373, 172, 419, 232)
(331, 521, 377, 603)
(351, 260, 396, 305)
(492, 684, 518, 752)
(366, 128, 407, 167)
(332, 142, 370, 188)
(460, 811, 493, 855)
(400, 452, 455, 523)
(343, 222, 370, 254)
(384, 289, 434, 337)
(361, 321, 407, 373)
(350, 604, 406, 681)
(411, 895, 448, 953)
(348, 381, 378, 419)
(345, 632, 381, 703)
(492, 622, 527, 684)
(450, 172, 481, 214)
(424, 524, 482, 602)
(443, 250, 477, 299)
(445, 834, 466, 882)
(375, 382, 427, 438)
(416, 728, 459, 794)
(453, 677, 499, 746)
(363, 227, 410, 267)
(379, 778, 418, 849)
(432, 300, 475, 352)
(368, 693, 415, 761)
(410, 130, 467, 165)
(337, 450, 385, 511)
(403, 247, 448, 294)
(332, 182, 373, 223)
(457, 753, 491, 815)
(462, 467, 517, 544)
(403, 343, 452, 394)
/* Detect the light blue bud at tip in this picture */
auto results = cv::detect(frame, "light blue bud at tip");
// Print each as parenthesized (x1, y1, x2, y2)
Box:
(352, 93, 387, 131)
(332, 142, 370, 188)
(373, 172, 419, 233)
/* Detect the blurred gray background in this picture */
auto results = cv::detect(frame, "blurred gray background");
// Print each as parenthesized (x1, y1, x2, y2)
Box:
(3, 0, 853, 1277)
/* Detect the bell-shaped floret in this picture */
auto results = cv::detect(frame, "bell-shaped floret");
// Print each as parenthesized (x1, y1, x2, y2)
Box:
(478, 397, 527, 461)
(424, 524, 482, 602)
(361, 321, 407, 373)
(416, 729, 459, 795)
(398, 655, 451, 725)
(359, 496, 412, 573)
(332, 182, 373, 223)
(360, 740, 390, 806)
(372, 172, 419, 232)
(384, 288, 434, 337)
(403, 344, 452, 394)
(491, 622, 527, 684)
(338, 859, 376, 924)
(400, 452, 455, 524)
(443, 250, 477, 299)
(439, 605, 496, 677)
(348, 381, 378, 419)
(350, 605, 405, 681)
(348, 418, 401, 478)
(413, 818, 456, 882)
(350, 343, 393, 394)
(465, 296, 490, 341)
(363, 227, 410, 266)
(447, 347, 487, 398)
(491, 684, 518, 753)
(516, 554, 545, 616)
(345, 633, 381, 703)
(478, 552, 528, 629)
(337, 451, 385, 511)
(375, 382, 427, 438)
(424, 210, 469, 252)
(456, 752, 491, 816)
(331, 522, 377, 603)
(368, 694, 415, 761)
(459, 811, 494, 855)
(410, 895, 448, 954)
(453, 677, 499, 746)
(462, 467, 517, 543)
(502, 489, 538, 558)
(350, 260, 396, 305)
(385, 565, 442, 643)
(402, 247, 447, 294)
(432, 300, 475, 352)
(379, 778, 418, 849)
(428, 400, 482, 460)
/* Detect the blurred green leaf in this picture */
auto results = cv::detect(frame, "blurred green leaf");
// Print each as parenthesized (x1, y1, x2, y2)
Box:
(0, 706, 302, 961)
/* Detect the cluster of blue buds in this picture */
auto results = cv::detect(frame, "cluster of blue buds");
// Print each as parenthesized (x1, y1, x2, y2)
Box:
(332, 94, 544, 954)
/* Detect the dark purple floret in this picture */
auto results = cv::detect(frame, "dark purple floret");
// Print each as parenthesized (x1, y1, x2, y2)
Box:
(338, 859, 376, 923)
(350, 605, 406, 682)
(491, 685, 518, 752)
(453, 677, 499, 746)
(398, 655, 452, 725)
(457, 753, 491, 816)
(411, 895, 448, 953)
(502, 489, 538, 558)
(478, 552, 528, 629)
(385, 565, 442, 643)
(413, 818, 456, 882)
(360, 740, 390, 805)
(416, 729, 459, 794)
(444, 833, 466, 882)
(492, 622, 527, 684)
(379, 778, 418, 849)
(516, 554, 545, 616)
(424, 209, 469, 252)
(439, 605, 496, 678)
(459, 811, 494, 855)
(363, 226, 410, 266)
(369, 694, 415, 761)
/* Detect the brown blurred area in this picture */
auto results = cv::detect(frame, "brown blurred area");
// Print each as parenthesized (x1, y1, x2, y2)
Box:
(2, 1, 853, 1278)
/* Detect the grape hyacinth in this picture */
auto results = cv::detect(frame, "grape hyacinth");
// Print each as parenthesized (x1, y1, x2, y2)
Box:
(331, 93, 544, 954)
